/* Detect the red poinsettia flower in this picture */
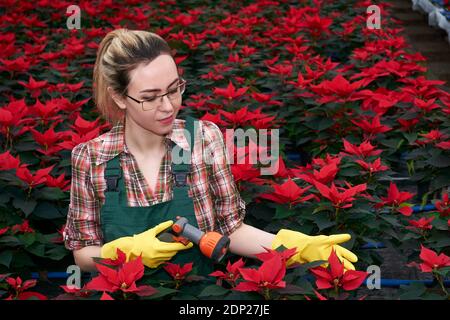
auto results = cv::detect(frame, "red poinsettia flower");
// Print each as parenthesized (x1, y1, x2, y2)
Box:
(259, 178, 313, 206)
(0, 227, 9, 236)
(231, 163, 266, 187)
(16, 165, 55, 189)
(85, 256, 157, 298)
(210, 258, 245, 287)
(355, 158, 389, 175)
(292, 161, 339, 185)
(255, 247, 297, 266)
(11, 220, 35, 234)
(351, 115, 391, 138)
(310, 74, 365, 104)
(436, 141, 450, 150)
(218, 107, 258, 128)
(163, 262, 193, 281)
(341, 139, 382, 158)
(271, 156, 292, 179)
(213, 81, 248, 100)
(407, 217, 434, 231)
(200, 112, 228, 127)
(5, 276, 47, 300)
(417, 130, 447, 145)
(414, 98, 440, 113)
(305, 289, 328, 300)
(251, 92, 283, 106)
(101, 248, 127, 267)
(397, 118, 419, 132)
(30, 126, 65, 156)
(310, 250, 368, 291)
(0, 151, 24, 171)
(418, 245, 450, 273)
(69, 115, 106, 136)
(234, 255, 286, 295)
(435, 193, 450, 217)
(313, 181, 367, 209)
(355, 88, 400, 115)
(57, 129, 101, 151)
(100, 292, 114, 300)
(18, 75, 48, 98)
(376, 182, 414, 216)
(59, 285, 92, 299)
(45, 173, 71, 191)
(299, 14, 333, 38)
(267, 62, 293, 78)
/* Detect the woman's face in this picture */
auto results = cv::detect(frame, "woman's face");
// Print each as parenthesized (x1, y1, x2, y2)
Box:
(119, 54, 182, 136)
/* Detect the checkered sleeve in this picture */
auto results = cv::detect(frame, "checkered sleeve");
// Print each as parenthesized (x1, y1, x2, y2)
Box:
(202, 120, 246, 236)
(63, 142, 103, 250)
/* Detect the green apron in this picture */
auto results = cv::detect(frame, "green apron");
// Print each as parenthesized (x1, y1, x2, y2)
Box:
(99, 116, 215, 297)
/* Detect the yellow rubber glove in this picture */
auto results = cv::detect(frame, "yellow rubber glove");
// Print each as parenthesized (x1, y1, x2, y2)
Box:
(271, 229, 358, 270)
(101, 220, 193, 268)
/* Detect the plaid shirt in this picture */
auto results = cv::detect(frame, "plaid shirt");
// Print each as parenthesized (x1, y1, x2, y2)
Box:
(63, 118, 246, 250)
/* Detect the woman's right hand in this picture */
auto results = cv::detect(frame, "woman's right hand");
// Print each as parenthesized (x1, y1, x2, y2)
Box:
(101, 220, 193, 268)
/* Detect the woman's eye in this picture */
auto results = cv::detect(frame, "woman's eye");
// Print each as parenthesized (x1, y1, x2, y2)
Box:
(143, 97, 157, 101)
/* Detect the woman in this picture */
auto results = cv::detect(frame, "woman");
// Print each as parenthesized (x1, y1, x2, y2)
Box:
(63, 29, 357, 276)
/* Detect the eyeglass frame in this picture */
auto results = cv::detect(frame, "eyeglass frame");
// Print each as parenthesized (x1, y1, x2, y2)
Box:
(124, 77, 186, 111)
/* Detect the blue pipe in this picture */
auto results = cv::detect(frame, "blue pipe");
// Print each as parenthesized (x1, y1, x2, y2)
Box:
(31, 272, 69, 279)
(361, 242, 386, 249)
(412, 204, 436, 213)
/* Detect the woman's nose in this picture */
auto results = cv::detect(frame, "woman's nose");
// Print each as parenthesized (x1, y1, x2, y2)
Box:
(159, 95, 174, 112)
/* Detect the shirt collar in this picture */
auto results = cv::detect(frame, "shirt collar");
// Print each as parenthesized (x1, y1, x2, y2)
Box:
(95, 118, 191, 166)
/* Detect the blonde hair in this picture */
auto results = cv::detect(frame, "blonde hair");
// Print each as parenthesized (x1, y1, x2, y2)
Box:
(93, 29, 172, 124)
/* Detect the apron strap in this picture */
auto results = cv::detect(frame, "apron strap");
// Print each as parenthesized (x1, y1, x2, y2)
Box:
(104, 156, 122, 192)
(172, 116, 198, 187)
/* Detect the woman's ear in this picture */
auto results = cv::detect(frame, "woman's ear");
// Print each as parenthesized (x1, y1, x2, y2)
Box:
(107, 86, 127, 111)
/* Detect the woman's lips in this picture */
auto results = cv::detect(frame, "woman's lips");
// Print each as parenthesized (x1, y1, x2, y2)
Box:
(158, 115, 173, 125)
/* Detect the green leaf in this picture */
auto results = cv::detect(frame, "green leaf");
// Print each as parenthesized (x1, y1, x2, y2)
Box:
(0, 236, 21, 247)
(313, 214, 336, 231)
(277, 283, 308, 295)
(33, 202, 65, 219)
(429, 174, 450, 192)
(431, 218, 449, 231)
(398, 282, 426, 300)
(303, 117, 334, 131)
(45, 246, 69, 260)
(339, 167, 361, 177)
(312, 205, 332, 214)
(144, 286, 178, 300)
(433, 266, 450, 278)
(402, 132, 418, 145)
(0, 192, 10, 205)
(12, 197, 37, 217)
(274, 205, 295, 219)
(428, 232, 450, 248)
(379, 215, 402, 227)
(25, 243, 46, 257)
(427, 154, 450, 168)
(198, 285, 230, 297)
(0, 250, 13, 268)
(18, 233, 36, 247)
(379, 138, 403, 150)
(34, 187, 67, 201)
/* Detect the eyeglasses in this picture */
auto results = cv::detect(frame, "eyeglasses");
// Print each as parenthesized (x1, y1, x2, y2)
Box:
(125, 78, 186, 111)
